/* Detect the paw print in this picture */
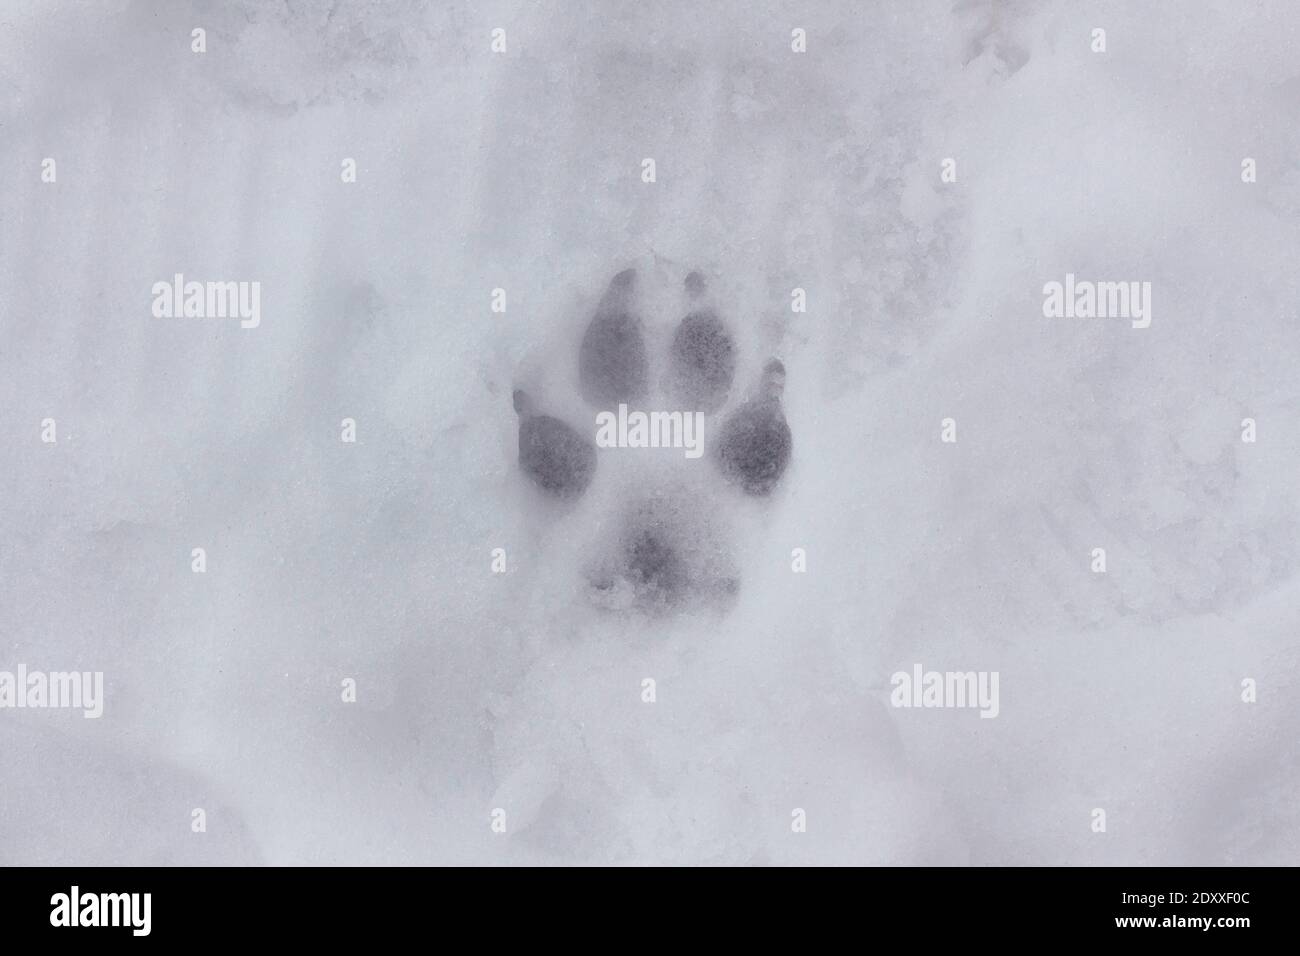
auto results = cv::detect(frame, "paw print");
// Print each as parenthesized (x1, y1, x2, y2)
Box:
(511, 265, 792, 613)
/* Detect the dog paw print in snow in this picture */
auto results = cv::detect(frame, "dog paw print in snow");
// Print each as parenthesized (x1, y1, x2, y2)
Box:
(511, 265, 792, 615)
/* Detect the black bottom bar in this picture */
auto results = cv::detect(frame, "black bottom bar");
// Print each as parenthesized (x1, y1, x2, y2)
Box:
(0, 866, 1280, 943)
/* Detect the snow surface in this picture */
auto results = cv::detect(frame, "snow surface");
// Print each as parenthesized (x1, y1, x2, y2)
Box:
(1, 0, 1298, 865)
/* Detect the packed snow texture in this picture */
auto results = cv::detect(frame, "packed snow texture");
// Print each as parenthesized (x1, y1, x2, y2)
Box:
(2, 0, 1298, 865)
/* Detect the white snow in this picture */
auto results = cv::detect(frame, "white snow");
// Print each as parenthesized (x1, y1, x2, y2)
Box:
(1, 0, 1298, 864)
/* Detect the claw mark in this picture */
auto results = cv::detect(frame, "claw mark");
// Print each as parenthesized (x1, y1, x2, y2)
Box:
(684, 270, 707, 299)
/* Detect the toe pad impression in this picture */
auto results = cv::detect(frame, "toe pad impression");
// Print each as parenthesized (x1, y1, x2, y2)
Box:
(519, 414, 597, 498)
